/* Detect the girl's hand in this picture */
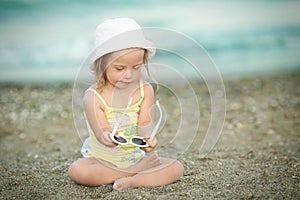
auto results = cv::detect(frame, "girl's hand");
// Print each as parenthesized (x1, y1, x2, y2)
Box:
(96, 130, 117, 147)
(141, 137, 157, 152)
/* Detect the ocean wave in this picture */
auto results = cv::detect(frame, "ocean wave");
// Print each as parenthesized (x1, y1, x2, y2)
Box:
(1, 0, 300, 82)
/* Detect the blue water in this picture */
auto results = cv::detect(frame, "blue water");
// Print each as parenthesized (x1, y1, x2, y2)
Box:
(0, 0, 300, 83)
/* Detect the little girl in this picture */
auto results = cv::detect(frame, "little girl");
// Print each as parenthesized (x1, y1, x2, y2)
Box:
(68, 18, 184, 190)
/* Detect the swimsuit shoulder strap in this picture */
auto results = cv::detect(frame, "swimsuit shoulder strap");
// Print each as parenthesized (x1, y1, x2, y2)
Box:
(139, 79, 145, 99)
(86, 80, 144, 108)
(86, 88, 108, 107)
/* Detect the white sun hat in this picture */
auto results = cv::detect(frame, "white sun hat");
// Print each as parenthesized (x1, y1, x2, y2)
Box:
(89, 18, 156, 71)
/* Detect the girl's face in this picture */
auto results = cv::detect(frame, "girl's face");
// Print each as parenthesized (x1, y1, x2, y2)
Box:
(105, 48, 145, 89)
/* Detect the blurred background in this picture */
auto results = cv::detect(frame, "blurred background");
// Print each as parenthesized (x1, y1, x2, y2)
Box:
(0, 0, 299, 83)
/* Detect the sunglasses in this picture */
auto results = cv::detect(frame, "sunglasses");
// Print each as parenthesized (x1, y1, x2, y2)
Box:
(109, 98, 162, 147)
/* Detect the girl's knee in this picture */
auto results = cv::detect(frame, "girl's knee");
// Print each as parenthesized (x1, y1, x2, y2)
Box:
(68, 159, 110, 186)
(172, 160, 185, 177)
(68, 161, 89, 184)
(68, 162, 80, 182)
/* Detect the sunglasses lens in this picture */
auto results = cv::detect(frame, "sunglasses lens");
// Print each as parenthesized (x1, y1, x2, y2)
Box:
(114, 136, 127, 143)
(132, 138, 147, 146)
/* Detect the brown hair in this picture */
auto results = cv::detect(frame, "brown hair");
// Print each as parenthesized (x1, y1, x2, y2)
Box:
(93, 49, 151, 92)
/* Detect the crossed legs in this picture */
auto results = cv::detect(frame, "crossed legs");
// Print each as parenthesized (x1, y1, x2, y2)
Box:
(68, 153, 184, 190)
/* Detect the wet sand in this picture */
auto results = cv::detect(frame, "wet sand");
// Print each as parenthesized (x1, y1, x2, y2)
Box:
(0, 73, 299, 199)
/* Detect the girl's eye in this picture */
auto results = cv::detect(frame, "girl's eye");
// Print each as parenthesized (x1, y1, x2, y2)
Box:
(115, 67, 124, 71)
(133, 65, 141, 70)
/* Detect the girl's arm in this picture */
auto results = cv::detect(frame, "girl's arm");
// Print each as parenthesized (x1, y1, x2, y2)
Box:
(137, 83, 155, 136)
(137, 83, 158, 152)
(83, 90, 116, 147)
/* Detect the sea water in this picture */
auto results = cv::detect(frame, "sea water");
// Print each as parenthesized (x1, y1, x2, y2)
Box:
(0, 0, 299, 83)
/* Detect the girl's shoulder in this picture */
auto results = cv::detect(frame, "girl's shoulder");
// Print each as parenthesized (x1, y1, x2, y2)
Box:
(142, 81, 154, 94)
(83, 85, 106, 110)
(141, 81, 154, 100)
(84, 85, 98, 99)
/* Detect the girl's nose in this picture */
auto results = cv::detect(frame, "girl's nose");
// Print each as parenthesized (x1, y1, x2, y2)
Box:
(123, 69, 133, 79)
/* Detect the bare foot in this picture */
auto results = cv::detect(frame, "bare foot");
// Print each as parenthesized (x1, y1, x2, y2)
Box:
(125, 153, 161, 173)
(113, 177, 133, 191)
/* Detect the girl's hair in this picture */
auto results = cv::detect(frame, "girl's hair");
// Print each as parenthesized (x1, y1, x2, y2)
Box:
(93, 48, 153, 91)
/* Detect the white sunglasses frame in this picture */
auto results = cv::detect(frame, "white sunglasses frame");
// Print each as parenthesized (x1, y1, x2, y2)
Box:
(109, 99, 163, 147)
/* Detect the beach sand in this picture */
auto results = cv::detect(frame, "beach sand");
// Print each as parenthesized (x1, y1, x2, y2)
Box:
(0, 73, 299, 199)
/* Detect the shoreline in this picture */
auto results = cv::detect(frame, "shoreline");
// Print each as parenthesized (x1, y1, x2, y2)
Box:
(0, 72, 299, 199)
(1, 68, 300, 87)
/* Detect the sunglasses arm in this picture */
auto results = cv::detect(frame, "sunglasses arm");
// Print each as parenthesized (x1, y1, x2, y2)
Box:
(149, 100, 162, 141)
(109, 97, 133, 141)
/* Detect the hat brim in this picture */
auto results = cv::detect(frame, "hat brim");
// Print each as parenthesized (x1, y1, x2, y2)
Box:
(89, 30, 156, 72)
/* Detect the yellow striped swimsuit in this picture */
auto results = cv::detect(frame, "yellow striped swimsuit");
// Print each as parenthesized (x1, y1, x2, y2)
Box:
(81, 80, 145, 168)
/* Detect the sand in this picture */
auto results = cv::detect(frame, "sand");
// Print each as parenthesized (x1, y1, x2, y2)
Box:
(0, 73, 299, 199)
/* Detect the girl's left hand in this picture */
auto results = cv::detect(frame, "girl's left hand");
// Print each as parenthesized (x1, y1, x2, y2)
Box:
(141, 137, 157, 152)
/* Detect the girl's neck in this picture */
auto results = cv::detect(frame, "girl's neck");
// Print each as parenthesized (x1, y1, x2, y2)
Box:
(102, 81, 140, 108)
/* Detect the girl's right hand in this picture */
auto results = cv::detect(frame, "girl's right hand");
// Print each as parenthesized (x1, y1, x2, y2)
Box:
(96, 130, 117, 147)
(141, 136, 157, 152)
